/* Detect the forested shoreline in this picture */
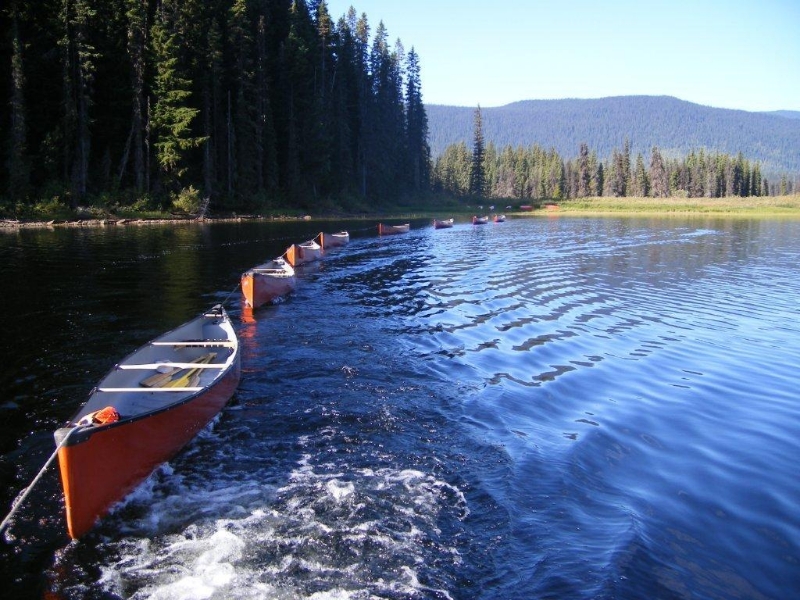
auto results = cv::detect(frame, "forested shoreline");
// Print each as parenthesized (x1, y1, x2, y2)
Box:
(433, 108, 796, 202)
(0, 1, 430, 217)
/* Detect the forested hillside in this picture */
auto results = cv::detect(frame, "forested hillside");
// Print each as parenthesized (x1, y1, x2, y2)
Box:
(0, 0, 430, 215)
(427, 96, 800, 177)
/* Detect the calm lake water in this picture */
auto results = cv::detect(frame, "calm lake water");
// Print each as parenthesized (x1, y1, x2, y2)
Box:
(0, 215, 798, 599)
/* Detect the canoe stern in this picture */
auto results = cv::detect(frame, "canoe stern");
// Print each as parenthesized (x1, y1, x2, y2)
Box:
(56, 362, 240, 539)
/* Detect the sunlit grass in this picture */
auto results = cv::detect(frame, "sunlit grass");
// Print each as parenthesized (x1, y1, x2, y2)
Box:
(545, 195, 800, 216)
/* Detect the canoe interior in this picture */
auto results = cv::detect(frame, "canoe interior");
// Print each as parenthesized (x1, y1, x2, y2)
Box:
(70, 311, 238, 424)
(247, 259, 295, 278)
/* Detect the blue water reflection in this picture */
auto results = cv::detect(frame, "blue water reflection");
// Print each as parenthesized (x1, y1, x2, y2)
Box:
(0, 216, 798, 599)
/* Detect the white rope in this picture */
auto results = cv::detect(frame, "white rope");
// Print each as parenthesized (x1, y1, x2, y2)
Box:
(0, 426, 81, 536)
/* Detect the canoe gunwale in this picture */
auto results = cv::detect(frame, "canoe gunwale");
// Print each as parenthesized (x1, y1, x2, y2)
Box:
(59, 305, 239, 439)
(56, 360, 238, 447)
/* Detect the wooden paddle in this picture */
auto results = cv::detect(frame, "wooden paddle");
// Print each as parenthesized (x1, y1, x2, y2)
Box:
(140, 366, 180, 388)
(140, 352, 215, 388)
(164, 352, 217, 388)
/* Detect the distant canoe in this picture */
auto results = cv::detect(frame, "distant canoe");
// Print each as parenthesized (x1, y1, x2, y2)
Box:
(378, 223, 410, 235)
(472, 216, 489, 225)
(493, 214, 506, 222)
(319, 231, 349, 248)
(241, 257, 296, 308)
(54, 305, 240, 539)
(433, 218, 454, 229)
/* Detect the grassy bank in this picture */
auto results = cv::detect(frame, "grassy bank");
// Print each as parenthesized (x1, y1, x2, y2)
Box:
(546, 195, 800, 216)
(3, 194, 799, 230)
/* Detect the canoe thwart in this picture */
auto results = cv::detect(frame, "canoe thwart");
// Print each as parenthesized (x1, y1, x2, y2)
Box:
(119, 362, 226, 370)
(151, 340, 235, 347)
(97, 387, 204, 393)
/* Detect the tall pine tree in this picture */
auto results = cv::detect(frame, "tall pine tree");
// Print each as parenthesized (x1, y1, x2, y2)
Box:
(405, 47, 429, 192)
(469, 105, 485, 197)
(150, 1, 204, 193)
(7, 6, 31, 199)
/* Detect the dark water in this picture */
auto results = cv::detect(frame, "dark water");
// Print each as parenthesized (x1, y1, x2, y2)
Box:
(1, 216, 798, 599)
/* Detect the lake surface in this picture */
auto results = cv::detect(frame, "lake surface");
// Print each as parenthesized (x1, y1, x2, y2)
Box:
(0, 215, 798, 599)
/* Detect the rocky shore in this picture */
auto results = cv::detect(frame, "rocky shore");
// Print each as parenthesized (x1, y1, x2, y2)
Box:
(0, 213, 313, 231)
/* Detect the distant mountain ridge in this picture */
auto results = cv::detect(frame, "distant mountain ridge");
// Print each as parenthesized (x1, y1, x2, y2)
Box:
(767, 110, 800, 120)
(425, 96, 800, 176)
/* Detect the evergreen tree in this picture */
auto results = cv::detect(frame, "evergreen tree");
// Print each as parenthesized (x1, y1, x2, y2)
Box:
(202, 17, 224, 200)
(469, 105, 485, 196)
(281, 0, 318, 202)
(255, 14, 278, 197)
(7, 7, 31, 199)
(649, 146, 668, 198)
(577, 142, 590, 197)
(123, 0, 146, 193)
(61, 0, 98, 205)
(631, 153, 649, 197)
(328, 13, 357, 195)
(365, 22, 405, 200)
(229, 0, 259, 202)
(150, 1, 204, 192)
(610, 148, 626, 196)
(595, 162, 604, 197)
(404, 47, 430, 191)
(353, 10, 370, 197)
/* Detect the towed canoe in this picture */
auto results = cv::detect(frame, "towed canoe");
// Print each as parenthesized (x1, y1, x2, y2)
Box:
(298, 239, 322, 262)
(241, 257, 296, 308)
(378, 223, 410, 235)
(433, 218, 454, 229)
(319, 231, 350, 248)
(284, 239, 322, 266)
(54, 304, 241, 539)
(472, 216, 489, 225)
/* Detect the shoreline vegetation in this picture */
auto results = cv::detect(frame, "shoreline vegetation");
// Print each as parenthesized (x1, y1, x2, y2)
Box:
(2, 195, 799, 231)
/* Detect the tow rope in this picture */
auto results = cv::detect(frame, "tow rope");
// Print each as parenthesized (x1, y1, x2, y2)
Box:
(0, 423, 85, 537)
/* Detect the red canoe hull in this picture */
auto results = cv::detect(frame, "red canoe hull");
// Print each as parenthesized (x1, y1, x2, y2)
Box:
(241, 271, 296, 308)
(56, 362, 240, 539)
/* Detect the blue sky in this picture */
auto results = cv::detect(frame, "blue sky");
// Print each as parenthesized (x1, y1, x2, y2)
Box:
(324, 0, 800, 112)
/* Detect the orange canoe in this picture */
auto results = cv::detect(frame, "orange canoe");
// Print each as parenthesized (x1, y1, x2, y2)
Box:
(319, 231, 350, 248)
(54, 305, 241, 539)
(241, 257, 296, 308)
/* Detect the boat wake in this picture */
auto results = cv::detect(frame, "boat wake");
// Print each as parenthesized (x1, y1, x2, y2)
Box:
(49, 414, 470, 599)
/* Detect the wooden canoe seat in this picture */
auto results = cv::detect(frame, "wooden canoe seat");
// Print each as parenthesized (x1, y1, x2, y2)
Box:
(135, 352, 218, 388)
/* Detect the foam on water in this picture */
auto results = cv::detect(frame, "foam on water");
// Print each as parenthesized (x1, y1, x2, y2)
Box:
(49, 412, 468, 599)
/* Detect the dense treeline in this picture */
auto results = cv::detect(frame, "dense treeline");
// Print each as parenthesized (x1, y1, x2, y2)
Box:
(433, 130, 795, 201)
(426, 96, 800, 178)
(0, 0, 430, 215)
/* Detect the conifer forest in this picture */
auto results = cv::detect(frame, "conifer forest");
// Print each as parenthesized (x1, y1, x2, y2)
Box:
(0, 0, 430, 214)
